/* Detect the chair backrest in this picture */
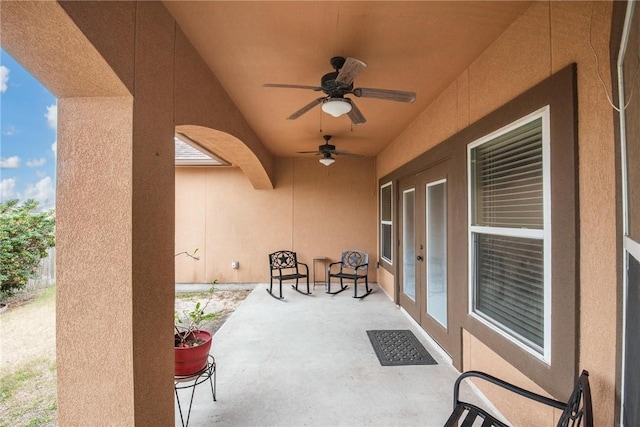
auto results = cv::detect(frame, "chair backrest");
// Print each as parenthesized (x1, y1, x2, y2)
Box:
(341, 250, 369, 270)
(269, 250, 298, 270)
(557, 370, 593, 427)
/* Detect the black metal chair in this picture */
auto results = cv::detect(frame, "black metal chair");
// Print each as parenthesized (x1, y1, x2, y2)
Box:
(444, 370, 593, 427)
(327, 250, 372, 299)
(268, 250, 310, 300)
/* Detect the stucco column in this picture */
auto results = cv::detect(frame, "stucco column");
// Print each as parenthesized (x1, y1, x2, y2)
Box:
(43, 2, 176, 425)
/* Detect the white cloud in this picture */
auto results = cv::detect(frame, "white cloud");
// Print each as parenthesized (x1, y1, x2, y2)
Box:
(2, 125, 16, 136)
(0, 178, 18, 201)
(26, 158, 46, 168)
(51, 141, 57, 157)
(45, 104, 57, 130)
(24, 176, 55, 207)
(0, 66, 9, 93)
(0, 156, 20, 168)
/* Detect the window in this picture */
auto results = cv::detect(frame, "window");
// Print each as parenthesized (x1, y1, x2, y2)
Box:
(380, 182, 393, 264)
(618, 3, 640, 423)
(468, 107, 551, 361)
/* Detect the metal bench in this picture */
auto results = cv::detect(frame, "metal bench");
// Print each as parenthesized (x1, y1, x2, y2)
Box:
(444, 370, 593, 427)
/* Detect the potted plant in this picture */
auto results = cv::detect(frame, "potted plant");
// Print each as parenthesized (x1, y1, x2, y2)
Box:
(174, 281, 217, 376)
(174, 249, 217, 376)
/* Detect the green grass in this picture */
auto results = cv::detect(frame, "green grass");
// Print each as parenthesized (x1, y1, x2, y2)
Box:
(0, 366, 39, 402)
(0, 359, 57, 427)
(33, 286, 55, 305)
(0, 287, 57, 427)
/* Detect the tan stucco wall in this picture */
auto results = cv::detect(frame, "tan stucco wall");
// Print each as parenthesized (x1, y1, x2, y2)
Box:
(2, 1, 278, 424)
(377, 2, 616, 425)
(173, 32, 274, 190)
(377, 262, 395, 298)
(175, 157, 378, 284)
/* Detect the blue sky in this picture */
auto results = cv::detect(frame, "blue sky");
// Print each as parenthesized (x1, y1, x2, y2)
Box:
(0, 48, 57, 210)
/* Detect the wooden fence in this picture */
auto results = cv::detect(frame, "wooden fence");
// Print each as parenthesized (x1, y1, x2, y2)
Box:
(26, 247, 56, 291)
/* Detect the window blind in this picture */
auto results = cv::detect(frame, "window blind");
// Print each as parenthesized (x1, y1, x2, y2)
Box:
(381, 184, 392, 222)
(474, 233, 544, 349)
(381, 183, 392, 262)
(472, 118, 543, 229)
(382, 225, 392, 262)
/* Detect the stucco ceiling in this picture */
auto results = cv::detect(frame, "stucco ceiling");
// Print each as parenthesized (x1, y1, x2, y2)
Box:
(163, 1, 531, 158)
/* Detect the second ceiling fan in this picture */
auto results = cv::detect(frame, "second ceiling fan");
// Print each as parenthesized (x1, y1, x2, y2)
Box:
(264, 56, 416, 125)
(298, 135, 362, 166)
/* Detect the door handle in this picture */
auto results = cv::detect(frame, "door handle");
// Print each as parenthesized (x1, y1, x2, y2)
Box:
(417, 255, 424, 261)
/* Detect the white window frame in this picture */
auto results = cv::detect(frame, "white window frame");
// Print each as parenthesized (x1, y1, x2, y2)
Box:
(380, 181, 393, 265)
(467, 106, 552, 363)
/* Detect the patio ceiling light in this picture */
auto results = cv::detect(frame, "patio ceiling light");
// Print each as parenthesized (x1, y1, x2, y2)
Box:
(321, 98, 352, 117)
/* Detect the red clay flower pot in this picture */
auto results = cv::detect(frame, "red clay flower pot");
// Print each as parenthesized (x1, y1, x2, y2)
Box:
(174, 330, 212, 376)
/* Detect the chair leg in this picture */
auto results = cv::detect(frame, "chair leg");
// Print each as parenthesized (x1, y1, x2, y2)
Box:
(353, 276, 372, 299)
(291, 277, 312, 295)
(266, 278, 285, 300)
(326, 275, 348, 295)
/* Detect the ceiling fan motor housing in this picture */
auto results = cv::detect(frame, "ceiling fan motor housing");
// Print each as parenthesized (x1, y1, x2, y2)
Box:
(321, 71, 353, 97)
(319, 143, 336, 152)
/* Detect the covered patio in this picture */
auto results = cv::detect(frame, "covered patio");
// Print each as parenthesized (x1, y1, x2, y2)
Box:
(1, 1, 631, 425)
(176, 284, 496, 426)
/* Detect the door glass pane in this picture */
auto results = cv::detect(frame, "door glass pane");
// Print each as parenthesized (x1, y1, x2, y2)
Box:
(426, 181, 447, 327)
(403, 189, 415, 301)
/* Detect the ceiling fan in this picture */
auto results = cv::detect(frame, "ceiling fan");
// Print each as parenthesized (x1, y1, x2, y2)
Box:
(264, 56, 416, 125)
(297, 135, 363, 166)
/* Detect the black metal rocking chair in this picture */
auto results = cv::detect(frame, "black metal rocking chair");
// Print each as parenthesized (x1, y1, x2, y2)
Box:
(268, 250, 310, 300)
(444, 369, 593, 427)
(326, 250, 372, 299)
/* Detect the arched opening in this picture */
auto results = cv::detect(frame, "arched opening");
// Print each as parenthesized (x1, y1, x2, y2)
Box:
(176, 125, 273, 190)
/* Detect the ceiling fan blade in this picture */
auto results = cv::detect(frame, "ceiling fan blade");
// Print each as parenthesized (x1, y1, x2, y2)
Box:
(287, 97, 324, 120)
(297, 150, 322, 154)
(333, 151, 364, 158)
(352, 87, 416, 103)
(336, 57, 367, 86)
(346, 99, 367, 125)
(263, 83, 322, 91)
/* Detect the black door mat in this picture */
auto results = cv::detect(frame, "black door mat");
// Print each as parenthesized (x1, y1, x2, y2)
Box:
(367, 330, 437, 366)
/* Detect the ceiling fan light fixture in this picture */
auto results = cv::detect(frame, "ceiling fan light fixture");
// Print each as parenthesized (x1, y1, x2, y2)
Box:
(319, 156, 336, 166)
(321, 98, 352, 117)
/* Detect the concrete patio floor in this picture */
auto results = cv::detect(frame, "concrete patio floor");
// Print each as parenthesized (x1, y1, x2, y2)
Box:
(175, 283, 498, 426)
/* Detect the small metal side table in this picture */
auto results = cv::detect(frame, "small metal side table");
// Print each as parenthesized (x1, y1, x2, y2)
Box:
(174, 355, 216, 427)
(313, 256, 327, 290)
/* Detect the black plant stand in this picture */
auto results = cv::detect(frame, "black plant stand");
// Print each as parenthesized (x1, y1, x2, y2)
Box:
(174, 355, 216, 427)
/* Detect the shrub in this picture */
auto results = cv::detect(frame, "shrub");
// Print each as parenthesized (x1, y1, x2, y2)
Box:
(0, 199, 55, 299)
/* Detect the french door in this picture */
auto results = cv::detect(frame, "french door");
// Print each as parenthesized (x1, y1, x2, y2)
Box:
(398, 161, 453, 355)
